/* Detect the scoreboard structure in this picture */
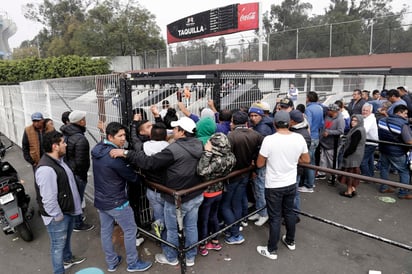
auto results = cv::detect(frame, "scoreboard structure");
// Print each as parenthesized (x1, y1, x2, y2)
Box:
(167, 2, 259, 44)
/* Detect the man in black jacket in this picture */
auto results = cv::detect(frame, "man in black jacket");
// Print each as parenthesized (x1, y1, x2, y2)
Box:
(60, 110, 94, 232)
(111, 116, 204, 267)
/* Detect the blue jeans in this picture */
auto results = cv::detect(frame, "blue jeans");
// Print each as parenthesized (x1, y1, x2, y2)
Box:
(198, 194, 222, 241)
(221, 175, 249, 237)
(146, 189, 165, 225)
(379, 153, 410, 196)
(361, 145, 377, 177)
(74, 175, 87, 228)
(254, 167, 267, 217)
(303, 139, 319, 188)
(163, 194, 204, 261)
(98, 203, 138, 268)
(294, 175, 301, 214)
(265, 184, 296, 252)
(46, 214, 75, 274)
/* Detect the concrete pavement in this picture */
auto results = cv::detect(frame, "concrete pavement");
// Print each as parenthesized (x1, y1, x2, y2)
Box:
(0, 143, 411, 274)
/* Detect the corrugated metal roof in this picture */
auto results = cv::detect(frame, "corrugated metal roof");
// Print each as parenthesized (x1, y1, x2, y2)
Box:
(131, 52, 412, 75)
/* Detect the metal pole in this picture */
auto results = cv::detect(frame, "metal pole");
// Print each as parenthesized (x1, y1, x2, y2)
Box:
(166, 44, 170, 68)
(296, 28, 299, 59)
(174, 195, 187, 274)
(267, 32, 270, 61)
(369, 19, 374, 55)
(258, 1, 263, 61)
(329, 24, 333, 57)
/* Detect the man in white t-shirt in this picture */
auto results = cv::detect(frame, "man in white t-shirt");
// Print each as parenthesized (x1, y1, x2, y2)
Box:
(256, 110, 310, 260)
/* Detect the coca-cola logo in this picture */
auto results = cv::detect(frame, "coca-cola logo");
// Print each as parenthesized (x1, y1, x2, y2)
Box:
(240, 11, 256, 21)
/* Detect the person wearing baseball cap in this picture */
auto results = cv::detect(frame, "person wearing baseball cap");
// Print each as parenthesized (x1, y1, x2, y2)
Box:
(317, 104, 345, 182)
(110, 115, 204, 266)
(256, 110, 309, 260)
(22, 112, 45, 169)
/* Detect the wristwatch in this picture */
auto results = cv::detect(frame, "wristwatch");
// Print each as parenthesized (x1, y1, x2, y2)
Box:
(123, 149, 128, 156)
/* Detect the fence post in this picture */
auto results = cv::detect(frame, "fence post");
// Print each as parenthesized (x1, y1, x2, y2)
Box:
(329, 24, 333, 57)
(369, 19, 374, 55)
(174, 194, 187, 274)
(119, 77, 133, 127)
(296, 28, 299, 59)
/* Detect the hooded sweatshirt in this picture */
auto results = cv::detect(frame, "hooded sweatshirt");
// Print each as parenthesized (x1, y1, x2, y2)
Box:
(196, 117, 217, 145)
(341, 114, 366, 168)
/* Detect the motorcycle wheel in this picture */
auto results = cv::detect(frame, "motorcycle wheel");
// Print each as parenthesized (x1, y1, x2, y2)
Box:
(16, 221, 33, 242)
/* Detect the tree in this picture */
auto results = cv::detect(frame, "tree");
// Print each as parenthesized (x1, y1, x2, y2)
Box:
(23, 0, 165, 57)
(263, 0, 313, 60)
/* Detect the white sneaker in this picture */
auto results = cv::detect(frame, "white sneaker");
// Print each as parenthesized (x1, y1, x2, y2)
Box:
(248, 213, 260, 221)
(239, 226, 243, 232)
(136, 237, 145, 247)
(241, 221, 248, 227)
(254, 216, 269, 226)
(155, 253, 179, 266)
(256, 246, 277, 260)
(281, 235, 296, 251)
(298, 186, 314, 193)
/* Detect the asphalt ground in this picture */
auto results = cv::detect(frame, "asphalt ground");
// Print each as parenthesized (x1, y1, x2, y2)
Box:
(0, 143, 411, 274)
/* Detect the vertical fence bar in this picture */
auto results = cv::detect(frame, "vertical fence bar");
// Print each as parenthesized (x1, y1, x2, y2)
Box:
(369, 19, 374, 55)
(296, 28, 299, 59)
(329, 24, 333, 57)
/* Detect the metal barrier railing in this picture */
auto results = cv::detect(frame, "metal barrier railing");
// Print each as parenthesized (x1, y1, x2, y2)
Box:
(136, 161, 412, 274)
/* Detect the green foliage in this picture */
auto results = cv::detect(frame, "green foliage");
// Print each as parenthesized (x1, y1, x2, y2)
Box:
(0, 56, 110, 84)
(23, 0, 165, 57)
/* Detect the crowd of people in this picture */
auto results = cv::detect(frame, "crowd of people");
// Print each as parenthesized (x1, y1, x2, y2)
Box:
(22, 84, 412, 273)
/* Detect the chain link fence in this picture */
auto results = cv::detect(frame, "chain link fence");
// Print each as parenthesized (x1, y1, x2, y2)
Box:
(135, 14, 412, 69)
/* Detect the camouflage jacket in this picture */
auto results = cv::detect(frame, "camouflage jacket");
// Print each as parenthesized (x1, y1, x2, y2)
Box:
(197, 133, 236, 193)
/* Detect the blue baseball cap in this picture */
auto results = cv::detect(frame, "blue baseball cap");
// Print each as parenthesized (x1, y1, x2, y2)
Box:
(31, 112, 44, 121)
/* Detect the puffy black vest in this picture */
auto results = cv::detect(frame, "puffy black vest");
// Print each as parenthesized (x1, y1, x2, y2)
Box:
(35, 154, 75, 216)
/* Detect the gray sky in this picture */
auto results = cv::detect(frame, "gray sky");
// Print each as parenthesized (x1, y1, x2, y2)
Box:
(3, 0, 411, 49)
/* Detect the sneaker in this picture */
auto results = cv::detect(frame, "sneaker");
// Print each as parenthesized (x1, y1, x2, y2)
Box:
(298, 186, 314, 193)
(199, 246, 208, 256)
(186, 258, 195, 267)
(205, 242, 222, 251)
(239, 226, 243, 232)
(127, 260, 152, 272)
(398, 194, 412, 199)
(73, 223, 95, 232)
(254, 216, 269, 226)
(247, 213, 260, 221)
(64, 256, 86, 270)
(155, 253, 179, 266)
(315, 174, 326, 180)
(380, 188, 395, 193)
(225, 234, 245, 245)
(256, 246, 277, 260)
(152, 220, 164, 238)
(136, 237, 145, 247)
(241, 220, 248, 227)
(108, 256, 122, 272)
(281, 235, 296, 251)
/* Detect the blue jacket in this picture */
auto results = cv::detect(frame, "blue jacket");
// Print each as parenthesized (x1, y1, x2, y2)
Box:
(251, 116, 275, 137)
(305, 102, 324, 140)
(91, 141, 139, 211)
(378, 115, 410, 156)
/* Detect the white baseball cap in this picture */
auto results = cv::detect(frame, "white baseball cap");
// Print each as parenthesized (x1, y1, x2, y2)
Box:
(171, 117, 196, 133)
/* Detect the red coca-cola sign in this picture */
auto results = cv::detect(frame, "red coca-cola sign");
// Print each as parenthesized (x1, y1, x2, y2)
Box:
(238, 2, 259, 31)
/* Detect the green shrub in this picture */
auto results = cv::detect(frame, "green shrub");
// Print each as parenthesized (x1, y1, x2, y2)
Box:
(0, 56, 110, 84)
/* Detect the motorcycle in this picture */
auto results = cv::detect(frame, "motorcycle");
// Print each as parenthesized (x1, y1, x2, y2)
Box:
(0, 137, 34, 241)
